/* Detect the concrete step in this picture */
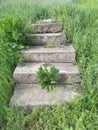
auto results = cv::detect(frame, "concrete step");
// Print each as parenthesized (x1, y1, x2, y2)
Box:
(13, 63, 81, 84)
(27, 32, 66, 46)
(21, 45, 75, 63)
(9, 84, 80, 109)
(30, 22, 62, 33)
(36, 19, 58, 23)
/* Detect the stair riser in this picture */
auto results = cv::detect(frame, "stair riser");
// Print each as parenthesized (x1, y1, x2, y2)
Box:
(30, 22, 62, 33)
(13, 73, 81, 85)
(27, 33, 66, 46)
(21, 52, 75, 63)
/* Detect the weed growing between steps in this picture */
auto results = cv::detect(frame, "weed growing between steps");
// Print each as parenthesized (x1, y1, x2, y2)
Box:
(0, 0, 98, 129)
(37, 63, 59, 92)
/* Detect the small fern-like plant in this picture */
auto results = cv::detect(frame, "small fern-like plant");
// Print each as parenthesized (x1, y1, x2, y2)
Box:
(37, 63, 59, 92)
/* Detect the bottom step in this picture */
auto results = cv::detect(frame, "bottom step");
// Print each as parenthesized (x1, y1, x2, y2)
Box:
(9, 84, 80, 109)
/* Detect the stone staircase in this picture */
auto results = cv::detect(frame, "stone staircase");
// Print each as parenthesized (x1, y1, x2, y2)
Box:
(9, 19, 81, 109)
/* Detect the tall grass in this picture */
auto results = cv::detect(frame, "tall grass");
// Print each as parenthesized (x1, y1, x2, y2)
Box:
(0, 0, 98, 129)
(0, 0, 52, 22)
(0, 41, 20, 128)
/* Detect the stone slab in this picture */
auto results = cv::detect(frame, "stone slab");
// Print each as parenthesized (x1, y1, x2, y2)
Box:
(27, 32, 66, 46)
(30, 22, 62, 33)
(13, 63, 81, 84)
(9, 84, 80, 109)
(21, 45, 75, 63)
(36, 19, 57, 23)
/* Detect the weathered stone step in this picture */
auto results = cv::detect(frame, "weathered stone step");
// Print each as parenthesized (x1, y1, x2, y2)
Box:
(13, 63, 80, 84)
(36, 19, 57, 23)
(27, 32, 66, 46)
(21, 45, 75, 63)
(30, 22, 62, 33)
(9, 84, 80, 109)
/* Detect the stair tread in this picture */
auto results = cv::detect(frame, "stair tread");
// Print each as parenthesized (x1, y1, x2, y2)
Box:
(9, 84, 80, 109)
(21, 45, 75, 53)
(28, 32, 63, 36)
(31, 22, 62, 25)
(21, 45, 75, 63)
(14, 62, 80, 74)
(36, 19, 59, 23)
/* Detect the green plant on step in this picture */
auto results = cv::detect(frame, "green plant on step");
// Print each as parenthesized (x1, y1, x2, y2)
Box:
(45, 43, 54, 48)
(36, 63, 59, 92)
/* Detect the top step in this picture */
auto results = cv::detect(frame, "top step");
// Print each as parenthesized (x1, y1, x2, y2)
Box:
(30, 19, 62, 33)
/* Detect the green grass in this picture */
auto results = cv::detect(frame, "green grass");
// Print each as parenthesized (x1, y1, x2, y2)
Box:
(0, 0, 53, 22)
(0, 0, 98, 129)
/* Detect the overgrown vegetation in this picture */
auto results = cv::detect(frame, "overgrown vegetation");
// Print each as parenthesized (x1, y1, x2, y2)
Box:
(0, 16, 26, 44)
(0, 0, 98, 129)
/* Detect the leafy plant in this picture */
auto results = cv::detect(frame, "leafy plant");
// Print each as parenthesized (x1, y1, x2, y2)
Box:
(0, 15, 26, 44)
(37, 63, 59, 92)
(45, 43, 54, 48)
